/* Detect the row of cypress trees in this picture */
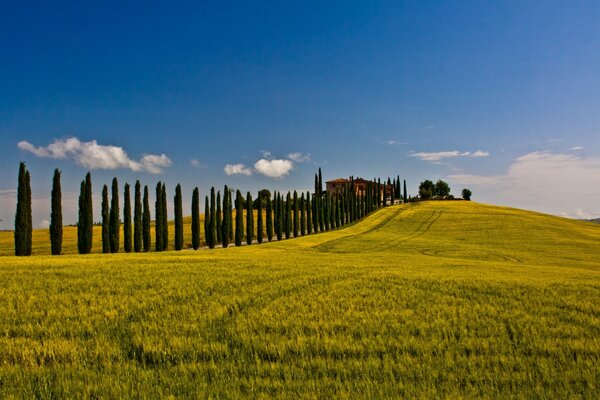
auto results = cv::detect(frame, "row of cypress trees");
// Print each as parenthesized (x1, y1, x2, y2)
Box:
(13, 164, 404, 255)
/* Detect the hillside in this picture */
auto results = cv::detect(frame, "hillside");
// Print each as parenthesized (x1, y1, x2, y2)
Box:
(0, 201, 599, 398)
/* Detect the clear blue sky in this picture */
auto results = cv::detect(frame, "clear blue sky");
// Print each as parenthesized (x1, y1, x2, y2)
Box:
(2, 1, 600, 227)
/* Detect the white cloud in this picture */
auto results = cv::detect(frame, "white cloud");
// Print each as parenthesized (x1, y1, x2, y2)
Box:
(224, 163, 252, 176)
(411, 150, 490, 162)
(18, 137, 172, 174)
(569, 146, 584, 151)
(190, 158, 205, 168)
(287, 152, 311, 162)
(260, 150, 272, 158)
(254, 159, 293, 179)
(448, 151, 600, 218)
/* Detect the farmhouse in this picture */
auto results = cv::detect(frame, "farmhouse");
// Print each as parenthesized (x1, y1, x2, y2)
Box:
(326, 177, 394, 202)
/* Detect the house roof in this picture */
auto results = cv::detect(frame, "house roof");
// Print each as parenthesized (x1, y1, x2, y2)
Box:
(326, 178, 348, 184)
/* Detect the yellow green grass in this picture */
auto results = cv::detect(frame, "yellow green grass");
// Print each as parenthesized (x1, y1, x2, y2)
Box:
(0, 201, 599, 398)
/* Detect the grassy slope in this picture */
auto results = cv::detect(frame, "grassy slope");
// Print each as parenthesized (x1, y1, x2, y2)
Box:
(0, 201, 599, 398)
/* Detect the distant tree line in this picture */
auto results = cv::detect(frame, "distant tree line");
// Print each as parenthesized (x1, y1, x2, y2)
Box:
(417, 179, 472, 201)
(12, 163, 407, 255)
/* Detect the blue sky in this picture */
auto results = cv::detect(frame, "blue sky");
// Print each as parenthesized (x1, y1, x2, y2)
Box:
(2, 1, 600, 227)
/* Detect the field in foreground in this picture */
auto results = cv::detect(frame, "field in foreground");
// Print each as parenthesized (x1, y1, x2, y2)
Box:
(0, 201, 599, 398)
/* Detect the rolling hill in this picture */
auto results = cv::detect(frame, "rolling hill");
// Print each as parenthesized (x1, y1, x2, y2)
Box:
(0, 201, 598, 398)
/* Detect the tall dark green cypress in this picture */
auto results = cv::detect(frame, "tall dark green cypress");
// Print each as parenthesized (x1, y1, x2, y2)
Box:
(77, 180, 86, 254)
(208, 187, 216, 249)
(123, 183, 132, 253)
(204, 196, 210, 247)
(246, 192, 253, 245)
(403, 180, 407, 203)
(109, 177, 120, 253)
(155, 182, 164, 252)
(300, 193, 306, 236)
(293, 191, 299, 238)
(235, 190, 244, 246)
(274, 193, 282, 241)
(266, 193, 273, 242)
(314, 174, 320, 233)
(306, 192, 312, 234)
(220, 186, 229, 248)
(228, 187, 234, 242)
(101, 185, 110, 253)
(216, 191, 222, 245)
(257, 193, 263, 244)
(84, 173, 93, 253)
(323, 193, 329, 231)
(25, 169, 32, 255)
(161, 183, 168, 250)
(285, 192, 292, 239)
(134, 181, 142, 253)
(142, 185, 151, 251)
(191, 187, 200, 250)
(174, 184, 183, 251)
(50, 169, 62, 255)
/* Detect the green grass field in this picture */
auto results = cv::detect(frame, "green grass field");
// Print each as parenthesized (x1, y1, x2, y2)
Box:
(0, 201, 599, 398)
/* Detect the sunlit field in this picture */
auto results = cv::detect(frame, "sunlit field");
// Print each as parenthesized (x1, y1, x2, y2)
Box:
(0, 202, 598, 398)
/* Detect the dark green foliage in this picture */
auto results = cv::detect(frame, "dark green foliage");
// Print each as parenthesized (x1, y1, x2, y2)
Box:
(77, 173, 93, 255)
(101, 185, 110, 253)
(123, 183, 132, 253)
(293, 191, 299, 238)
(246, 192, 253, 245)
(257, 194, 263, 244)
(191, 187, 200, 250)
(109, 177, 120, 253)
(221, 186, 229, 249)
(323, 194, 330, 231)
(434, 180, 451, 198)
(77, 181, 86, 254)
(274, 193, 282, 241)
(50, 169, 62, 255)
(335, 194, 341, 228)
(216, 191, 222, 245)
(155, 182, 164, 252)
(133, 181, 142, 253)
(403, 180, 408, 203)
(285, 192, 292, 239)
(235, 190, 244, 246)
(306, 192, 312, 234)
(300, 193, 306, 236)
(462, 188, 472, 201)
(174, 184, 183, 251)
(266, 193, 273, 242)
(204, 196, 209, 246)
(228, 188, 234, 242)
(142, 185, 151, 252)
(419, 180, 435, 200)
(161, 184, 168, 250)
(208, 187, 216, 249)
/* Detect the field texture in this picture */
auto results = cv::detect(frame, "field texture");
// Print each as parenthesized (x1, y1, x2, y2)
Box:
(0, 201, 599, 398)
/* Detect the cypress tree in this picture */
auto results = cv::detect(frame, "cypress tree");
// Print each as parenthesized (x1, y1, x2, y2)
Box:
(293, 191, 299, 238)
(266, 192, 273, 242)
(306, 192, 312, 234)
(340, 191, 346, 226)
(83, 173, 93, 254)
(204, 195, 209, 246)
(228, 188, 234, 242)
(101, 185, 110, 253)
(403, 180, 407, 203)
(174, 184, 183, 251)
(124, 183, 132, 253)
(300, 193, 306, 236)
(191, 187, 200, 250)
(274, 193, 281, 241)
(285, 192, 292, 239)
(216, 191, 222, 245)
(323, 193, 329, 231)
(109, 177, 120, 253)
(235, 190, 244, 246)
(155, 182, 164, 252)
(142, 185, 151, 251)
(257, 194, 263, 244)
(208, 187, 216, 249)
(277, 193, 284, 240)
(25, 169, 32, 255)
(336, 194, 341, 228)
(330, 194, 336, 228)
(134, 181, 142, 252)
(221, 186, 229, 248)
(318, 168, 323, 196)
(314, 174, 320, 233)
(246, 192, 253, 245)
(50, 169, 62, 255)
(77, 180, 86, 254)
(161, 183, 168, 250)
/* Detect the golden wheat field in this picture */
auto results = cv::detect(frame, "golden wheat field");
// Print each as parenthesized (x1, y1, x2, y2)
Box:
(0, 201, 599, 398)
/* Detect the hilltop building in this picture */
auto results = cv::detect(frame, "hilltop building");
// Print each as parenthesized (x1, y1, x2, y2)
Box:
(325, 177, 395, 202)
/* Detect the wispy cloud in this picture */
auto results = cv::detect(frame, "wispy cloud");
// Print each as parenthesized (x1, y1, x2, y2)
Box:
(448, 151, 600, 218)
(0, 189, 17, 198)
(18, 137, 172, 174)
(385, 140, 406, 146)
(411, 150, 490, 162)
(224, 163, 252, 176)
(569, 146, 584, 151)
(287, 152, 311, 162)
